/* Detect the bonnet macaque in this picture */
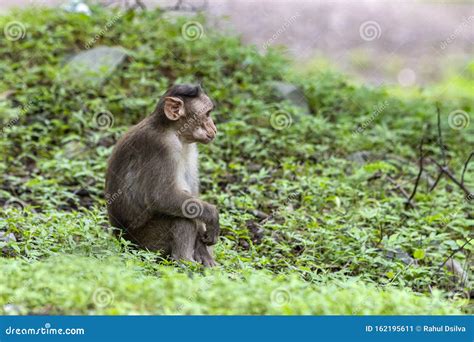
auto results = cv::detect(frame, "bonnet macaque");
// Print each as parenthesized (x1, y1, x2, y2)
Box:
(105, 84, 219, 267)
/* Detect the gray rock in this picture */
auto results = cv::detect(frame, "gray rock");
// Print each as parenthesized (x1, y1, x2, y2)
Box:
(0, 231, 17, 257)
(444, 258, 468, 284)
(63, 0, 91, 15)
(0, 232, 16, 243)
(347, 151, 373, 164)
(3, 304, 23, 315)
(269, 81, 310, 114)
(62, 46, 128, 86)
(385, 248, 415, 265)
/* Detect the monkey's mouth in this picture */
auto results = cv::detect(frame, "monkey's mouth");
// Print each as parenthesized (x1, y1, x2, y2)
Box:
(201, 136, 215, 144)
(201, 133, 216, 144)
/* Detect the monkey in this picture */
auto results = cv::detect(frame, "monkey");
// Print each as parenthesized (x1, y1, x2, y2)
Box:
(105, 84, 219, 267)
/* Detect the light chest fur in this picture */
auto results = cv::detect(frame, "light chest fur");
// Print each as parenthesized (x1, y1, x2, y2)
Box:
(175, 142, 199, 195)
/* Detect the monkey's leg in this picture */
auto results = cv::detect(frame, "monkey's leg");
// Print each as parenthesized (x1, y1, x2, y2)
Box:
(194, 241, 217, 267)
(127, 217, 173, 255)
(170, 218, 198, 262)
(193, 221, 217, 267)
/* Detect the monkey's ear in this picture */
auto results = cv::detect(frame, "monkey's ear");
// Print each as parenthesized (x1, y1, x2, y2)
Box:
(164, 97, 185, 121)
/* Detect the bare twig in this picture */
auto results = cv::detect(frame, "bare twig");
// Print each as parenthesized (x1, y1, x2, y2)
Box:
(406, 138, 425, 209)
(461, 152, 474, 186)
(437, 238, 472, 273)
(436, 104, 447, 166)
(163, 0, 208, 12)
(429, 158, 473, 197)
(133, 0, 146, 10)
(387, 176, 416, 208)
(429, 171, 443, 192)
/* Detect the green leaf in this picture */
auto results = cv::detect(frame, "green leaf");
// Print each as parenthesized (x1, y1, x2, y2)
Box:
(413, 249, 425, 260)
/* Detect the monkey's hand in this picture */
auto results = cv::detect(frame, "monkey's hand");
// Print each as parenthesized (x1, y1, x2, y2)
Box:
(200, 205, 220, 245)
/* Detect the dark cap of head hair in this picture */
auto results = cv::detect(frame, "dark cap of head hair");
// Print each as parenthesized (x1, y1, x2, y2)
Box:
(163, 84, 202, 99)
(152, 84, 202, 124)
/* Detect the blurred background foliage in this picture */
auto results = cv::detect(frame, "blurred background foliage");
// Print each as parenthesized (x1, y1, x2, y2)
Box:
(0, 4, 472, 314)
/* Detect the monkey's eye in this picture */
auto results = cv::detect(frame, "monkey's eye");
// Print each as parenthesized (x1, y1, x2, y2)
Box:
(206, 110, 211, 117)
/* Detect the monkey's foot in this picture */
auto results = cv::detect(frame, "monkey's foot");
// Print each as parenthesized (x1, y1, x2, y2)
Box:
(194, 244, 217, 267)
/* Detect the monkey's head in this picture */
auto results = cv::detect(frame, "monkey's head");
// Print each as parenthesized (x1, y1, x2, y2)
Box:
(155, 84, 217, 144)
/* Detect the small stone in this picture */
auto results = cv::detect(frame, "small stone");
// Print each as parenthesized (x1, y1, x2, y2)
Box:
(347, 151, 372, 164)
(0, 232, 16, 243)
(269, 81, 310, 114)
(3, 304, 23, 315)
(0, 231, 17, 257)
(385, 248, 415, 265)
(62, 46, 128, 86)
(444, 258, 468, 283)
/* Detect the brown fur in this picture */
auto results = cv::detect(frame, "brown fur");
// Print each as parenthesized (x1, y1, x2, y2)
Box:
(105, 84, 219, 266)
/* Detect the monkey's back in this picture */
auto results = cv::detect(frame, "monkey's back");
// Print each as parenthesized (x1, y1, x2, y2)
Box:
(105, 117, 170, 233)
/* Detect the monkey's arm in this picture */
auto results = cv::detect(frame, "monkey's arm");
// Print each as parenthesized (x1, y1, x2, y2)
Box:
(148, 189, 220, 245)
(151, 190, 215, 222)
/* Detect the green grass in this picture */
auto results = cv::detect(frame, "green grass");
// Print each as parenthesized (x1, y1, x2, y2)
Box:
(0, 6, 472, 315)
